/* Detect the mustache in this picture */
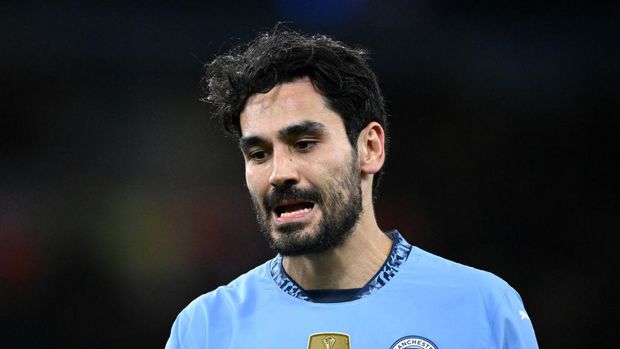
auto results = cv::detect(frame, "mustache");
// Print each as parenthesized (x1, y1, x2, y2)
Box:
(263, 185, 323, 213)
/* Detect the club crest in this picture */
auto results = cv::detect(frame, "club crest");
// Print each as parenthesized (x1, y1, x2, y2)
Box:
(390, 335, 438, 349)
(307, 333, 350, 349)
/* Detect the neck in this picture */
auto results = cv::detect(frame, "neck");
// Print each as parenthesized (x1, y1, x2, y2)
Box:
(282, 207, 392, 290)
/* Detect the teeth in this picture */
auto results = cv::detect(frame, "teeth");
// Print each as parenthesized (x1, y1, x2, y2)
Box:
(279, 207, 311, 218)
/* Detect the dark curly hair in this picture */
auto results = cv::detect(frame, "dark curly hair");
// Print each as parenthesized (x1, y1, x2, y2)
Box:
(202, 26, 389, 191)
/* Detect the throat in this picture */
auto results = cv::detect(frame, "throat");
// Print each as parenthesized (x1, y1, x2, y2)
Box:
(283, 253, 367, 290)
(282, 229, 394, 290)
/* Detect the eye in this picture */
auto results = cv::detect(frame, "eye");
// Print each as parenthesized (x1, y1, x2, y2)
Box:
(294, 139, 316, 152)
(247, 149, 268, 162)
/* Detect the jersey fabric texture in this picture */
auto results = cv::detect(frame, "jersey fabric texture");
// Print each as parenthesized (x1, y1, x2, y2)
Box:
(166, 230, 538, 348)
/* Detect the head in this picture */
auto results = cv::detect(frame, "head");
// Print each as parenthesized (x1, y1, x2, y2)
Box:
(202, 27, 388, 255)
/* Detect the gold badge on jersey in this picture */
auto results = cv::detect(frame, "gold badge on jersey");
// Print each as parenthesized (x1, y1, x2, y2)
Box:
(307, 333, 350, 349)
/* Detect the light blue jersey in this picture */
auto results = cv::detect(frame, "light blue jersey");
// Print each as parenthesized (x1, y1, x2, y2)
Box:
(166, 231, 538, 348)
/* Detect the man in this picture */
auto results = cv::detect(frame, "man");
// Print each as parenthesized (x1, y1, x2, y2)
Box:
(166, 28, 538, 349)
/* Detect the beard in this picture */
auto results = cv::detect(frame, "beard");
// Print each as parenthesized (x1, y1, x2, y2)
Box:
(250, 152, 363, 256)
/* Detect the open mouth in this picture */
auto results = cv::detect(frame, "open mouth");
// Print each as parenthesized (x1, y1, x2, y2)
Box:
(273, 201, 315, 221)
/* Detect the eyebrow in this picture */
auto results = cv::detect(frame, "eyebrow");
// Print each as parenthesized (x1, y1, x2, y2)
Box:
(239, 135, 265, 153)
(278, 120, 326, 139)
(239, 120, 326, 152)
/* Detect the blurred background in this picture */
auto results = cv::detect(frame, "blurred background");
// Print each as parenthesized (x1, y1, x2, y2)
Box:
(1, 0, 618, 347)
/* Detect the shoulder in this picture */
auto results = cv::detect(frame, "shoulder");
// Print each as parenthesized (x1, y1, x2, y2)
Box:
(409, 246, 511, 293)
(405, 247, 538, 347)
(182, 258, 273, 316)
(405, 246, 522, 318)
(166, 259, 274, 348)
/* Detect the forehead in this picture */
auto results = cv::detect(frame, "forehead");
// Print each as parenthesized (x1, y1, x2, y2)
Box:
(239, 79, 346, 137)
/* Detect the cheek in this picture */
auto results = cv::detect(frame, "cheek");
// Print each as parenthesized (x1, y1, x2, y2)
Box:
(245, 170, 256, 193)
(311, 152, 351, 177)
(245, 166, 267, 194)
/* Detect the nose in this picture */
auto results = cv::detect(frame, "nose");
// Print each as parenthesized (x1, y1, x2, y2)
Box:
(269, 149, 300, 188)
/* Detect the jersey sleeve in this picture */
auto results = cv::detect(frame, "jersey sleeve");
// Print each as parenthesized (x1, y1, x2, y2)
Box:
(488, 286, 539, 349)
(164, 298, 210, 349)
(164, 313, 184, 349)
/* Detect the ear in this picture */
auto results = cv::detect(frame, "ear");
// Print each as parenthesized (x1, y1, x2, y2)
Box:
(357, 122, 385, 175)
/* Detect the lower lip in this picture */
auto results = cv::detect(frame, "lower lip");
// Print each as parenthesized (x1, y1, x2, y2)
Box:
(274, 207, 315, 224)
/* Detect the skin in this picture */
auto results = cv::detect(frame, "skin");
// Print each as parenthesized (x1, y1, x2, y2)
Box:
(239, 78, 392, 290)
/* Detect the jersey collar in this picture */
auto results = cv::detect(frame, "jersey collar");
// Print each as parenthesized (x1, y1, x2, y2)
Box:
(269, 230, 413, 302)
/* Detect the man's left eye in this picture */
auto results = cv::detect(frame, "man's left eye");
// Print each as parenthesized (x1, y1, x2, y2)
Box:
(294, 140, 316, 151)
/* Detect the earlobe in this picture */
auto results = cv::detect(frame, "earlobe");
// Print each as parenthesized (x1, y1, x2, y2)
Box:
(358, 122, 385, 175)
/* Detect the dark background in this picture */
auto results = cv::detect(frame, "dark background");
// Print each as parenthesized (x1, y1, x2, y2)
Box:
(1, 1, 618, 347)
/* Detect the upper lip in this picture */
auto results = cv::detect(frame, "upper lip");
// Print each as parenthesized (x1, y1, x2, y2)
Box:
(274, 199, 310, 207)
(272, 199, 315, 215)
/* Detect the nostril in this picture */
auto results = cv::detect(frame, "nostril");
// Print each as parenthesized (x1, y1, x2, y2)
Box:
(271, 178, 297, 190)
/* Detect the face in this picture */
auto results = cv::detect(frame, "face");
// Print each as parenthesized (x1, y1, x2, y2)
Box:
(239, 79, 363, 256)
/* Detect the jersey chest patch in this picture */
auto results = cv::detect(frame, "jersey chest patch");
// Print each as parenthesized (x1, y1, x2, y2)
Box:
(390, 336, 438, 349)
(307, 333, 350, 349)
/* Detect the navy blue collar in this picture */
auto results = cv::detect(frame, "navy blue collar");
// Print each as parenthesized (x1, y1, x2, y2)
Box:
(269, 230, 412, 302)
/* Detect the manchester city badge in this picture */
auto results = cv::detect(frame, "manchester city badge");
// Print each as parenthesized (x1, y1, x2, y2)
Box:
(307, 333, 351, 349)
(390, 335, 438, 349)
